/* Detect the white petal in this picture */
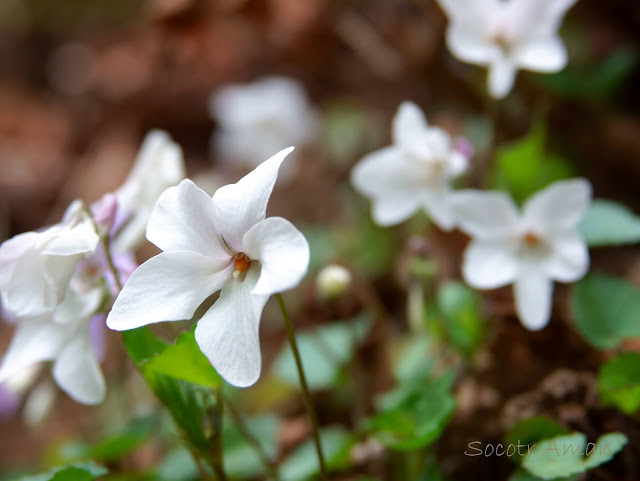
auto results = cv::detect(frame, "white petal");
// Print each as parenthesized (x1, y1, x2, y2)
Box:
(514, 270, 553, 330)
(451, 190, 520, 239)
(0, 232, 39, 286)
(53, 336, 105, 405)
(53, 286, 104, 325)
(106, 251, 232, 330)
(545, 232, 589, 282)
(523, 179, 592, 233)
(43, 254, 84, 311)
(243, 217, 310, 296)
(146, 179, 230, 258)
(421, 191, 458, 231)
(515, 36, 568, 73)
(446, 151, 468, 178)
(488, 58, 517, 99)
(212, 147, 293, 252)
(351, 147, 423, 226)
(462, 240, 518, 289)
(0, 320, 66, 383)
(392, 101, 429, 156)
(4, 254, 59, 318)
(195, 266, 268, 387)
(446, 26, 498, 65)
(41, 221, 99, 256)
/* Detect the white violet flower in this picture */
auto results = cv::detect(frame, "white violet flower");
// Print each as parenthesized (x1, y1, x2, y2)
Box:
(112, 130, 185, 253)
(107, 147, 310, 387)
(351, 101, 468, 229)
(0, 281, 106, 404)
(436, 0, 577, 98)
(0, 200, 99, 318)
(453, 178, 591, 330)
(210, 76, 318, 177)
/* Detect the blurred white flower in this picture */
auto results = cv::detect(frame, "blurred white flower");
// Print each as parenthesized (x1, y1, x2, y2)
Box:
(351, 101, 468, 229)
(0, 280, 106, 405)
(0, 200, 99, 318)
(316, 264, 352, 300)
(107, 147, 310, 387)
(210, 76, 318, 177)
(112, 130, 185, 253)
(453, 179, 591, 330)
(436, 0, 577, 98)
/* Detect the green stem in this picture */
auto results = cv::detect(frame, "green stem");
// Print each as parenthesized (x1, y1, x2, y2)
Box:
(83, 207, 123, 291)
(210, 384, 228, 481)
(186, 445, 215, 481)
(276, 294, 328, 480)
(224, 397, 281, 481)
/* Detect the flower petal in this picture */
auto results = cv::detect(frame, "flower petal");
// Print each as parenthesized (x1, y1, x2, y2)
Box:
(146, 179, 230, 258)
(351, 147, 423, 226)
(545, 232, 589, 282)
(446, 26, 498, 65)
(243, 217, 310, 296)
(452, 190, 520, 239)
(514, 269, 553, 331)
(53, 336, 105, 405)
(515, 36, 568, 73)
(488, 58, 517, 99)
(53, 286, 104, 325)
(41, 221, 99, 256)
(0, 232, 39, 286)
(106, 251, 232, 331)
(194, 266, 268, 387)
(4, 254, 59, 318)
(522, 179, 592, 233)
(392, 102, 430, 157)
(0, 320, 66, 383)
(212, 147, 294, 251)
(462, 239, 518, 289)
(421, 190, 458, 231)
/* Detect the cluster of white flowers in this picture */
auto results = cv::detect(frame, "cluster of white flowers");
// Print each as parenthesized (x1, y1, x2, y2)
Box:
(0, 130, 185, 406)
(350, 101, 591, 331)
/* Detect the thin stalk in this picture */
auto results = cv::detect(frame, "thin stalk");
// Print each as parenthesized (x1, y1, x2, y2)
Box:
(186, 445, 215, 481)
(83, 207, 123, 291)
(224, 397, 281, 481)
(275, 294, 328, 480)
(210, 384, 228, 481)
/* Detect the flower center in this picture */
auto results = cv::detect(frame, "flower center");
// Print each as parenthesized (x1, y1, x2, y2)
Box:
(233, 253, 252, 278)
(523, 232, 540, 247)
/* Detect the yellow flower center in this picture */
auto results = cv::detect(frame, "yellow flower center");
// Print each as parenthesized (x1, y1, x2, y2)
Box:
(233, 253, 252, 278)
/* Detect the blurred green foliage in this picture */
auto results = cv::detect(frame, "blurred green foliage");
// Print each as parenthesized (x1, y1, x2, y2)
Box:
(597, 351, 640, 415)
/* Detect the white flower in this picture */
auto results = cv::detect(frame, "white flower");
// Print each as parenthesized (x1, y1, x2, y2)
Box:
(112, 130, 185, 253)
(436, 0, 577, 98)
(0, 281, 106, 404)
(107, 147, 310, 387)
(351, 101, 468, 229)
(453, 179, 591, 330)
(0, 200, 99, 318)
(210, 76, 317, 176)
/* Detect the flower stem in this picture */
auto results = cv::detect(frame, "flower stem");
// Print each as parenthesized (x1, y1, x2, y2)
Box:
(210, 384, 228, 481)
(186, 445, 215, 481)
(224, 396, 281, 481)
(83, 207, 123, 292)
(275, 293, 328, 479)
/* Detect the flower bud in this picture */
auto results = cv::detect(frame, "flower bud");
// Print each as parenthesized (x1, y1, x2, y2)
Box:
(90, 192, 118, 237)
(316, 264, 351, 301)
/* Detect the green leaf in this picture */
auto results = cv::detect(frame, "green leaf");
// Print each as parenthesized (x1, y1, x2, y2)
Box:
(12, 463, 107, 481)
(522, 431, 628, 480)
(367, 372, 455, 451)
(144, 330, 221, 388)
(491, 123, 574, 205)
(508, 467, 578, 481)
(598, 352, 640, 414)
(280, 426, 354, 481)
(123, 327, 214, 453)
(155, 448, 199, 481)
(578, 199, 640, 247)
(583, 432, 628, 469)
(571, 273, 640, 349)
(89, 417, 154, 462)
(437, 281, 485, 356)
(274, 316, 371, 390)
(223, 414, 280, 479)
(523, 433, 588, 480)
(505, 416, 569, 463)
